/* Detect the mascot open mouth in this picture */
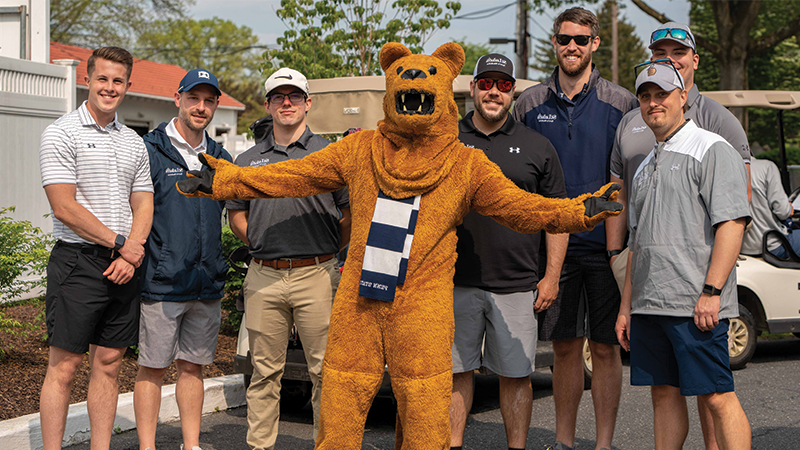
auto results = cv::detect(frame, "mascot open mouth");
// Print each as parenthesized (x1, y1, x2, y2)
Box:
(395, 90, 435, 115)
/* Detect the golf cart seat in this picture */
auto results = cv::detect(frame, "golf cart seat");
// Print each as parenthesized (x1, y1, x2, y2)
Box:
(762, 230, 800, 269)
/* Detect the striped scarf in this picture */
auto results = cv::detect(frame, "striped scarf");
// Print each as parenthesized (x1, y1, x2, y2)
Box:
(359, 190, 421, 301)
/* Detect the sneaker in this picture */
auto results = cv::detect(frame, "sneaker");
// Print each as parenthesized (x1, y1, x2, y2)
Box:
(545, 443, 574, 450)
(179, 445, 202, 450)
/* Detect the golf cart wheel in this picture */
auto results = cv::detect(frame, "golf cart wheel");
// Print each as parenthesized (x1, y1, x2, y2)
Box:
(793, 332, 800, 339)
(581, 338, 592, 390)
(728, 304, 756, 370)
(280, 380, 313, 413)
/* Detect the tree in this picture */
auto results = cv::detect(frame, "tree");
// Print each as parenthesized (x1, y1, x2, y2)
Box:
(631, 0, 800, 124)
(451, 38, 496, 75)
(265, 0, 462, 79)
(50, 0, 190, 48)
(594, 0, 647, 93)
(529, 0, 646, 91)
(135, 17, 267, 133)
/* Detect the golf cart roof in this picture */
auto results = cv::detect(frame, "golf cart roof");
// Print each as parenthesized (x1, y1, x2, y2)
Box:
(700, 90, 800, 110)
(306, 74, 538, 135)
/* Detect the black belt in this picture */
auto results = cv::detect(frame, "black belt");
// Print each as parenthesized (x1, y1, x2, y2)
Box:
(57, 240, 117, 259)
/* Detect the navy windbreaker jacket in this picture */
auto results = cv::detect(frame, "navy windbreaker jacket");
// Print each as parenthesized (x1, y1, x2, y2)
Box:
(140, 123, 232, 301)
(513, 65, 637, 256)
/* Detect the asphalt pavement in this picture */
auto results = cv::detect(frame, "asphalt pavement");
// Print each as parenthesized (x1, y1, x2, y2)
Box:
(68, 337, 800, 450)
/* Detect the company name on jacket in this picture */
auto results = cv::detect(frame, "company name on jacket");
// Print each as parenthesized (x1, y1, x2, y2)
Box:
(537, 113, 557, 123)
(165, 167, 184, 176)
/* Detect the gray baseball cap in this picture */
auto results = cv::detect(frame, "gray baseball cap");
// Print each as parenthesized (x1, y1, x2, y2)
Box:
(649, 22, 696, 51)
(635, 62, 685, 95)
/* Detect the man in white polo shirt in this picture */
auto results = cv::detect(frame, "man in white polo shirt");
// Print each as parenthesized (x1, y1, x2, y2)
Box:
(134, 69, 232, 450)
(38, 46, 153, 450)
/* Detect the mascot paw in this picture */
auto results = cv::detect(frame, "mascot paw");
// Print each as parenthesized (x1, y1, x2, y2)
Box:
(583, 183, 623, 217)
(176, 153, 217, 198)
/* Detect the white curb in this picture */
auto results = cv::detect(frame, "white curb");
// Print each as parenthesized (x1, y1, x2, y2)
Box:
(0, 374, 246, 450)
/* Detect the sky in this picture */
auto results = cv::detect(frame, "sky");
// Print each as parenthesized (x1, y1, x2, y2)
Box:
(189, 0, 690, 79)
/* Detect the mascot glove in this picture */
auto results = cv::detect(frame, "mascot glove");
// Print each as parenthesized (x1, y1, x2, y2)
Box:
(177, 153, 222, 199)
(582, 183, 623, 227)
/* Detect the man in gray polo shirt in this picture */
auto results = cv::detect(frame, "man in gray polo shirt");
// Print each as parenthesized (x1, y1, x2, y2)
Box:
(616, 61, 751, 450)
(227, 67, 351, 450)
(606, 24, 752, 449)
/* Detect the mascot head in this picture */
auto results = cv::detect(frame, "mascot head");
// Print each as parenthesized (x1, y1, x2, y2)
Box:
(379, 42, 465, 137)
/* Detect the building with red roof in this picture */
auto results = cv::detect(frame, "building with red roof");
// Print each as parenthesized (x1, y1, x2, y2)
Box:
(50, 42, 246, 137)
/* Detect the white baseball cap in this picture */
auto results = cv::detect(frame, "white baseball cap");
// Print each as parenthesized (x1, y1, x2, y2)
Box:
(264, 68, 309, 97)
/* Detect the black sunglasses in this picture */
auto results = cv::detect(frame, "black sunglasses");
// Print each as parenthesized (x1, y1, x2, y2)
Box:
(633, 58, 685, 91)
(555, 34, 593, 46)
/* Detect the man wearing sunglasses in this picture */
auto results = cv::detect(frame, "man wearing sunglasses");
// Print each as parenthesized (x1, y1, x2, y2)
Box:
(450, 53, 568, 450)
(616, 62, 752, 450)
(607, 22, 752, 450)
(513, 7, 638, 450)
(226, 67, 351, 450)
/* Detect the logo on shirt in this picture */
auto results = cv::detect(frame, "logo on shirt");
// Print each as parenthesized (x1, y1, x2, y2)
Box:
(537, 113, 557, 123)
(632, 126, 648, 134)
(165, 167, 184, 177)
(509, 147, 520, 153)
(86, 143, 96, 148)
(671, 164, 680, 171)
(250, 158, 270, 167)
(464, 144, 476, 149)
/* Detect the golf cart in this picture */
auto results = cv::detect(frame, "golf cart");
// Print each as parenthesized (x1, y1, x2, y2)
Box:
(231, 74, 553, 410)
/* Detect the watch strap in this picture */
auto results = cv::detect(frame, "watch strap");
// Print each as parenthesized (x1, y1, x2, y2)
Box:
(702, 283, 722, 296)
(606, 249, 623, 259)
(114, 234, 126, 250)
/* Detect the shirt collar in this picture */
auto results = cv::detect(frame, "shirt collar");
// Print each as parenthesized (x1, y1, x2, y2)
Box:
(78, 101, 122, 131)
(664, 119, 694, 145)
(261, 125, 315, 154)
(686, 84, 701, 110)
(459, 110, 516, 137)
(166, 117, 208, 152)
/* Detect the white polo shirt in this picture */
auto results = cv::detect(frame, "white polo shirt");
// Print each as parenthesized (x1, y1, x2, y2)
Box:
(39, 101, 153, 244)
(165, 117, 207, 171)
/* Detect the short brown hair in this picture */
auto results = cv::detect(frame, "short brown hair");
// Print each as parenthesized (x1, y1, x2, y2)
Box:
(87, 46, 134, 80)
(553, 7, 599, 38)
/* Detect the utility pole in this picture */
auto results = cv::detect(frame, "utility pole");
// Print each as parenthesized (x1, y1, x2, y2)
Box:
(516, 0, 529, 80)
(611, 0, 619, 84)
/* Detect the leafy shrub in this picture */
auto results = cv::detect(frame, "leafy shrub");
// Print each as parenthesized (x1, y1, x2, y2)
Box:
(220, 225, 245, 333)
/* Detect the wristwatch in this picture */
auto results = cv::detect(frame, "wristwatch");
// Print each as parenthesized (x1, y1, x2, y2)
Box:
(702, 283, 722, 296)
(606, 249, 623, 260)
(113, 234, 126, 250)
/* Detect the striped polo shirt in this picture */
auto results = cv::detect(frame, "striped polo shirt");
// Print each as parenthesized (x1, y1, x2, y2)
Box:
(39, 101, 153, 244)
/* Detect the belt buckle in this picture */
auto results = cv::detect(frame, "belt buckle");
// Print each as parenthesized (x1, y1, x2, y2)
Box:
(287, 259, 293, 269)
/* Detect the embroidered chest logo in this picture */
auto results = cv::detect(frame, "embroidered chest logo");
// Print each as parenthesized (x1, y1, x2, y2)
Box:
(509, 147, 520, 153)
(250, 158, 270, 167)
(165, 167, 183, 177)
(536, 113, 557, 123)
(464, 144, 475, 149)
(670, 164, 680, 171)
(87, 143, 96, 148)
(631, 126, 648, 134)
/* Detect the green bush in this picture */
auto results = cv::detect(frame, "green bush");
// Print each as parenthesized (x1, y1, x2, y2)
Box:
(0, 207, 53, 358)
(221, 225, 245, 333)
(755, 146, 800, 166)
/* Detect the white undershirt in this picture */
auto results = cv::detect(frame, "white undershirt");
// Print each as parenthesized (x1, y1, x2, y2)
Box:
(165, 117, 207, 171)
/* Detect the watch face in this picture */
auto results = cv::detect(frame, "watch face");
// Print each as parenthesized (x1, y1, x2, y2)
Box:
(115, 234, 126, 249)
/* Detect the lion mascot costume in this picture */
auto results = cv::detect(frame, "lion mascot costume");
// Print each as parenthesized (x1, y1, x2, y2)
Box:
(179, 42, 622, 449)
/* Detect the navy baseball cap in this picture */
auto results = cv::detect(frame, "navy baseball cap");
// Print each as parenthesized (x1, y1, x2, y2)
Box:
(178, 69, 221, 96)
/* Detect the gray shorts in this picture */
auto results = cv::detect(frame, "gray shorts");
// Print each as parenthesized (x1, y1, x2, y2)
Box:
(451, 286, 538, 378)
(138, 298, 222, 368)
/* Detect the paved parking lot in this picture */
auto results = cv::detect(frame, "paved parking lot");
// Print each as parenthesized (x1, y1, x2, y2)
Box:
(70, 337, 800, 450)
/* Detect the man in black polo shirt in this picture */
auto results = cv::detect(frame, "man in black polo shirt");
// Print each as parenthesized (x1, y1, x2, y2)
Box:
(449, 54, 568, 450)
(227, 67, 351, 450)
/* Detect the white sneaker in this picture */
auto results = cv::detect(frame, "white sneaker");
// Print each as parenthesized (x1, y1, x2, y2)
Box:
(179, 445, 202, 450)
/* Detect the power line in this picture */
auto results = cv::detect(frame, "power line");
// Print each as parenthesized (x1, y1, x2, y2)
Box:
(453, 2, 516, 20)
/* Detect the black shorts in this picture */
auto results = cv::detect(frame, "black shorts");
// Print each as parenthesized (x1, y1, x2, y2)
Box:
(45, 241, 140, 353)
(538, 252, 620, 345)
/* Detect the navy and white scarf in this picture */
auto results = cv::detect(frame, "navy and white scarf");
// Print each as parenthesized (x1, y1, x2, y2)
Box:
(359, 190, 421, 301)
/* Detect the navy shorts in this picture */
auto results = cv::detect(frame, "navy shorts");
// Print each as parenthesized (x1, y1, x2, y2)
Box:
(538, 253, 620, 345)
(45, 241, 140, 354)
(630, 315, 734, 396)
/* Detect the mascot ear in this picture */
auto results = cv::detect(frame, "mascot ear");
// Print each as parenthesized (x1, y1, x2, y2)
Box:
(431, 42, 465, 77)
(380, 43, 413, 73)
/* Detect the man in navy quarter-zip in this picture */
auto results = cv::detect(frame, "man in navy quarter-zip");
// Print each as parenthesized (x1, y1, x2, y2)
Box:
(134, 69, 232, 450)
(512, 7, 637, 450)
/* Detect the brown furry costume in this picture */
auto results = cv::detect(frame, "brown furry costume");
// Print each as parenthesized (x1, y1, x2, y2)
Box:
(179, 42, 620, 449)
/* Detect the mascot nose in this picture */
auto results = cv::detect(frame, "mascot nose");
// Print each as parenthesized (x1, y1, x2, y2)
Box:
(400, 68, 427, 80)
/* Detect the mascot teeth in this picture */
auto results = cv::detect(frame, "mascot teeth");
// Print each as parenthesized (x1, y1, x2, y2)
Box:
(395, 89, 435, 115)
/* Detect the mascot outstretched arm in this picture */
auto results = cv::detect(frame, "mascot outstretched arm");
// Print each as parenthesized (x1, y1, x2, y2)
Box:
(179, 42, 621, 450)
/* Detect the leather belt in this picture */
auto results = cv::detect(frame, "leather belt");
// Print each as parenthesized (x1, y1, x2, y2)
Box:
(252, 254, 335, 270)
(57, 240, 117, 259)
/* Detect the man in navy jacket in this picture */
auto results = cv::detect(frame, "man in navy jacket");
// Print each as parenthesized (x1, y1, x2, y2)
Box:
(133, 69, 232, 450)
(513, 7, 637, 450)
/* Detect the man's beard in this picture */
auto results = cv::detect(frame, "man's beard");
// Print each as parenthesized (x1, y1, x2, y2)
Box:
(475, 99, 508, 123)
(180, 109, 210, 133)
(558, 51, 592, 77)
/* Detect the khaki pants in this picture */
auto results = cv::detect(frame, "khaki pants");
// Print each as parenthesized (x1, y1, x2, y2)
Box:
(244, 258, 340, 450)
(611, 247, 630, 294)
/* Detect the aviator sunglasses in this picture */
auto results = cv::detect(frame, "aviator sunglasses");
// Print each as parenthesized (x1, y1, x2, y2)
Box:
(633, 58, 685, 91)
(476, 77, 514, 93)
(555, 34, 593, 46)
(650, 28, 695, 46)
